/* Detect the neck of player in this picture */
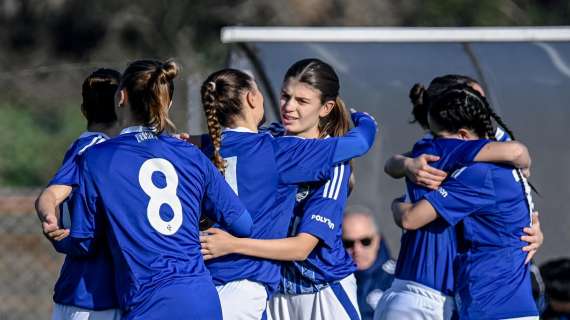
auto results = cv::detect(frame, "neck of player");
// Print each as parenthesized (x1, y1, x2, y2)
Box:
(231, 115, 259, 133)
(87, 122, 120, 138)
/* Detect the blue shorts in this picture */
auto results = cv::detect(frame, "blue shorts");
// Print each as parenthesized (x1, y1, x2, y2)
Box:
(124, 279, 222, 320)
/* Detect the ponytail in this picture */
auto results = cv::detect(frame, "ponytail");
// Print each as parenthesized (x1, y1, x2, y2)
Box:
(319, 97, 351, 138)
(120, 59, 179, 134)
(409, 83, 429, 129)
(319, 96, 355, 193)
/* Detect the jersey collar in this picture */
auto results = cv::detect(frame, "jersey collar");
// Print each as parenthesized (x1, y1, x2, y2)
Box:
(120, 126, 155, 135)
(79, 131, 110, 140)
(223, 127, 257, 134)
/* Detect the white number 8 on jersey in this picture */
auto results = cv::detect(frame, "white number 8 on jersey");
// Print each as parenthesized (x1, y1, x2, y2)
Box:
(139, 158, 183, 235)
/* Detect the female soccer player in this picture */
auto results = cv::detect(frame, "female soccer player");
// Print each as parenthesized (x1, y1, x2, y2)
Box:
(54, 60, 254, 320)
(197, 65, 376, 320)
(390, 85, 539, 319)
(200, 59, 367, 319)
(384, 74, 513, 190)
(376, 77, 541, 320)
(36, 68, 121, 320)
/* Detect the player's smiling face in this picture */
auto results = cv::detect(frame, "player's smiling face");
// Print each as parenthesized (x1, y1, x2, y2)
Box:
(280, 78, 332, 138)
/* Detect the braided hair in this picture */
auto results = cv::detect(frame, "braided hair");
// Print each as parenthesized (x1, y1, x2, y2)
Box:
(429, 84, 539, 195)
(410, 74, 481, 130)
(200, 68, 253, 175)
(428, 84, 495, 139)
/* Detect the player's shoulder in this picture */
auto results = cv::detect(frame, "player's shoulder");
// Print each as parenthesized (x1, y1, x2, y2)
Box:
(70, 132, 108, 155)
(449, 162, 493, 182)
(259, 122, 286, 137)
(161, 134, 201, 151)
(272, 134, 317, 153)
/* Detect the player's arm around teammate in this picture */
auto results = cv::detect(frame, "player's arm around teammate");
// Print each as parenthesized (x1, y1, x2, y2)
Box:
(383, 74, 543, 257)
(65, 60, 252, 320)
(390, 85, 540, 319)
(195, 66, 376, 320)
(202, 59, 371, 320)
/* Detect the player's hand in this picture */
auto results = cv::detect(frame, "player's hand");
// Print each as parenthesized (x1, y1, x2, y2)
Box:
(172, 132, 191, 142)
(404, 154, 447, 190)
(350, 108, 378, 129)
(522, 212, 543, 264)
(522, 168, 531, 178)
(42, 215, 70, 241)
(200, 227, 237, 260)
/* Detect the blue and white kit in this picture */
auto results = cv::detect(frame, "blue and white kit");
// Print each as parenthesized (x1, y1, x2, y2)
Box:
(48, 131, 120, 320)
(203, 112, 377, 320)
(67, 127, 252, 320)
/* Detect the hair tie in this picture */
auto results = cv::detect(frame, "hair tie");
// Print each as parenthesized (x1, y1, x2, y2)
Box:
(208, 81, 216, 91)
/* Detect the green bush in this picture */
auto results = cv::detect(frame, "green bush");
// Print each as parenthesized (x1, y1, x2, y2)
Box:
(0, 104, 84, 187)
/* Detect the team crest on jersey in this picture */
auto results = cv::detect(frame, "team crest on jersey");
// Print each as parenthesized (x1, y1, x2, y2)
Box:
(296, 185, 310, 202)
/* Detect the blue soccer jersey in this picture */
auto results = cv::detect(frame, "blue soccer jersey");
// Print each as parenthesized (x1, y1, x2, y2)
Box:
(70, 127, 250, 318)
(425, 162, 538, 319)
(280, 162, 356, 294)
(203, 112, 377, 294)
(48, 131, 117, 310)
(395, 138, 490, 296)
(204, 128, 371, 293)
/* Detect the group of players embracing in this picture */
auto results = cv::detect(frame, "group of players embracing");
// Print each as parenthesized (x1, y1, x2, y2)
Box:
(36, 57, 543, 320)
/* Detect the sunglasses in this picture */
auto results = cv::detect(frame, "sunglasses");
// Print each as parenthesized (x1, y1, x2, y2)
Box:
(342, 237, 374, 248)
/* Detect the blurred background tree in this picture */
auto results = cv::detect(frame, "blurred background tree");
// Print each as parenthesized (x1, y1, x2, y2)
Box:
(0, 0, 568, 186)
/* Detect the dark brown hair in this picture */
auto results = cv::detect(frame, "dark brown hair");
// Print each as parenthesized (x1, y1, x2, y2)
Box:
(119, 59, 178, 133)
(82, 68, 121, 126)
(284, 58, 355, 192)
(283, 58, 350, 138)
(200, 68, 254, 174)
(410, 74, 480, 130)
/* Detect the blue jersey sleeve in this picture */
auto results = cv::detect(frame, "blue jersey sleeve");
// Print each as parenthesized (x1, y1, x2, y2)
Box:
(49, 145, 80, 186)
(412, 139, 490, 168)
(332, 111, 377, 163)
(424, 163, 496, 226)
(201, 155, 252, 237)
(274, 112, 376, 184)
(297, 163, 349, 248)
(274, 137, 338, 184)
(51, 237, 95, 256)
(450, 140, 491, 164)
(69, 158, 100, 239)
